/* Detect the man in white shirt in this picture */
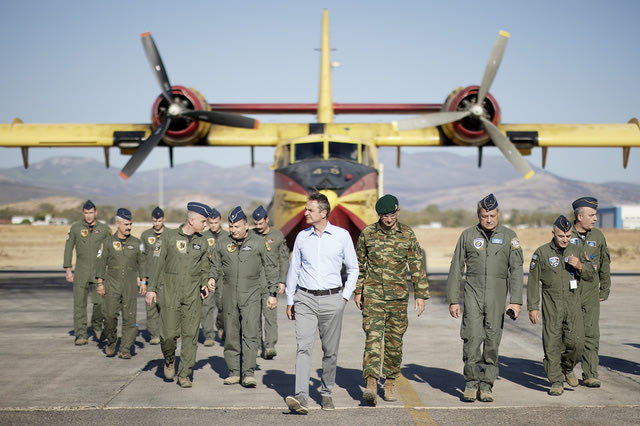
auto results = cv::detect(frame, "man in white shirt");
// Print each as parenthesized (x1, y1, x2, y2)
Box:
(284, 191, 359, 414)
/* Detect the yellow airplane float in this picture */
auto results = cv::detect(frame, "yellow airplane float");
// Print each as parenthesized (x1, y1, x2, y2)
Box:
(1, 10, 639, 248)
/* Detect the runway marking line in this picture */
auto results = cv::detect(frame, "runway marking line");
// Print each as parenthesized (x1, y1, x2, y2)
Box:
(396, 374, 437, 425)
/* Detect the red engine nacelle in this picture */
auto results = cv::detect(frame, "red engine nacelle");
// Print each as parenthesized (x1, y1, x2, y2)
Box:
(151, 85, 211, 146)
(441, 85, 501, 146)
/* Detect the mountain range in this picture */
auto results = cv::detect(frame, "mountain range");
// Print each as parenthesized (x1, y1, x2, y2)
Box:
(0, 152, 638, 213)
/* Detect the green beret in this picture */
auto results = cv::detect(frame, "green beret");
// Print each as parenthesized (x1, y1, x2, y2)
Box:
(375, 194, 399, 215)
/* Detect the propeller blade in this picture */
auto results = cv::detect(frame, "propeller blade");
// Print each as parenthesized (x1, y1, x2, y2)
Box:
(181, 110, 259, 129)
(141, 32, 173, 103)
(479, 116, 534, 179)
(476, 30, 509, 108)
(393, 110, 470, 131)
(119, 118, 172, 180)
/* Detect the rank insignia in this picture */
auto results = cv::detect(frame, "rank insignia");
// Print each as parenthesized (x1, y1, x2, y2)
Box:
(81, 229, 89, 238)
(207, 238, 215, 247)
(473, 238, 484, 249)
(147, 237, 156, 245)
(113, 241, 122, 251)
(511, 238, 520, 249)
(193, 244, 201, 250)
(227, 243, 237, 253)
(93, 229, 102, 234)
(176, 240, 187, 251)
(549, 256, 560, 267)
(126, 245, 134, 250)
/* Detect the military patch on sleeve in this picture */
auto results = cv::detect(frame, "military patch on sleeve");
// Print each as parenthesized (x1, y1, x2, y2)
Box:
(511, 238, 520, 249)
(66, 231, 70, 241)
(529, 261, 536, 270)
(532, 253, 538, 260)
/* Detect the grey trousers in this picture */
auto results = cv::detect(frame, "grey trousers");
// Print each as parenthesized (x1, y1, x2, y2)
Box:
(293, 290, 346, 398)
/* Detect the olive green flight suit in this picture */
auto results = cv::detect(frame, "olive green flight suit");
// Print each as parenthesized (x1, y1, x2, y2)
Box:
(149, 225, 209, 380)
(253, 227, 289, 352)
(209, 232, 278, 378)
(570, 225, 611, 380)
(527, 241, 593, 385)
(355, 221, 429, 381)
(446, 224, 523, 391)
(201, 228, 229, 340)
(63, 220, 110, 340)
(96, 234, 145, 354)
(140, 227, 170, 340)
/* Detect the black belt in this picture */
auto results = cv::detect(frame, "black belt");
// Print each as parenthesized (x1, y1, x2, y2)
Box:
(299, 286, 342, 296)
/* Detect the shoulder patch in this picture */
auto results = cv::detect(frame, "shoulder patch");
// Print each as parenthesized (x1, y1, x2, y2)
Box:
(529, 261, 536, 270)
(511, 238, 520, 249)
(532, 253, 538, 260)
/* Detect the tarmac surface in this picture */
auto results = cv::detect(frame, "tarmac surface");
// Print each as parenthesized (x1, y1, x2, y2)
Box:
(0, 271, 639, 425)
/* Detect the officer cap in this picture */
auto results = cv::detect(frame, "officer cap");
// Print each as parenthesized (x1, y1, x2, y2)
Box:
(553, 215, 571, 232)
(83, 200, 95, 210)
(116, 208, 132, 221)
(151, 206, 164, 219)
(252, 205, 267, 221)
(187, 201, 211, 218)
(209, 207, 221, 219)
(572, 197, 598, 210)
(375, 194, 399, 215)
(228, 206, 246, 223)
(479, 193, 498, 211)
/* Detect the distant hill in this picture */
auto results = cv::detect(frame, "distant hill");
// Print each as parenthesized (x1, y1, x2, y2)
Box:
(1, 153, 639, 213)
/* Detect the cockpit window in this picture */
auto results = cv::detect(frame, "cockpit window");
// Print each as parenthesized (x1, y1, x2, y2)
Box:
(294, 142, 323, 162)
(329, 142, 359, 162)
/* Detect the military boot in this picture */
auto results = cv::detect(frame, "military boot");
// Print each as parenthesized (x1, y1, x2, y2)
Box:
(105, 342, 116, 357)
(363, 376, 378, 406)
(164, 361, 175, 381)
(383, 379, 398, 402)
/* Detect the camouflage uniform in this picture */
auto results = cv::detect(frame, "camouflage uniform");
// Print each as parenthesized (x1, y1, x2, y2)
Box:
(140, 227, 170, 341)
(254, 227, 289, 352)
(445, 223, 523, 392)
(63, 220, 110, 340)
(355, 221, 429, 380)
(570, 225, 611, 381)
(527, 240, 592, 385)
(201, 228, 229, 341)
(96, 233, 145, 354)
(148, 225, 209, 380)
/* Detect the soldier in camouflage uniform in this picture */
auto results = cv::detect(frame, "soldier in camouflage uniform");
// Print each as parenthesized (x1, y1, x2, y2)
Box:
(96, 208, 146, 358)
(445, 193, 523, 403)
(139, 206, 168, 345)
(527, 215, 592, 396)
(63, 200, 110, 345)
(207, 207, 278, 388)
(201, 208, 228, 346)
(354, 194, 429, 406)
(252, 205, 289, 359)
(570, 197, 611, 388)
(145, 202, 212, 388)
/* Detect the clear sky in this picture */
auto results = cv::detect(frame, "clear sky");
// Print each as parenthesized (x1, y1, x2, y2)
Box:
(0, 0, 639, 183)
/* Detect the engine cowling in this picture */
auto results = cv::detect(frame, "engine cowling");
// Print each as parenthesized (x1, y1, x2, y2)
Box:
(151, 85, 211, 146)
(441, 85, 501, 146)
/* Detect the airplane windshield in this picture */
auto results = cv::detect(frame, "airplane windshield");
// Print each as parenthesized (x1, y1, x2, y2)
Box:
(294, 142, 323, 161)
(329, 142, 358, 161)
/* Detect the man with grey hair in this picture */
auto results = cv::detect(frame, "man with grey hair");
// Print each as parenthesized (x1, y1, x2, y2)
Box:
(570, 197, 611, 388)
(145, 202, 212, 388)
(284, 191, 359, 413)
(446, 193, 523, 403)
(96, 208, 146, 358)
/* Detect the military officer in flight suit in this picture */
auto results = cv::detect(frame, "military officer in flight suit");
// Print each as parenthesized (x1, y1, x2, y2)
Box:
(145, 202, 212, 388)
(96, 208, 146, 358)
(140, 206, 169, 345)
(207, 206, 278, 388)
(527, 215, 592, 395)
(446, 193, 523, 403)
(63, 200, 110, 345)
(201, 207, 228, 346)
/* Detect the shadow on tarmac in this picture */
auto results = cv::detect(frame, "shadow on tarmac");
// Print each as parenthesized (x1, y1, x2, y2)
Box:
(498, 355, 548, 392)
(600, 354, 640, 376)
(403, 363, 463, 400)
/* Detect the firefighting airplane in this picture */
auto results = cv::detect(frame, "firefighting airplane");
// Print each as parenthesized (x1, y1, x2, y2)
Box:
(1, 9, 639, 247)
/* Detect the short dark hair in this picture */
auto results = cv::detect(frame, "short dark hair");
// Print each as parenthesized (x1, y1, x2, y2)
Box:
(308, 190, 331, 216)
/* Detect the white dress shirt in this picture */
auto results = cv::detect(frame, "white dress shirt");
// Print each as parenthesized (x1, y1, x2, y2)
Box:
(285, 222, 359, 305)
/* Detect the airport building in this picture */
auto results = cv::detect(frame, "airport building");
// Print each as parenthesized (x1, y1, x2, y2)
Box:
(598, 205, 640, 229)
